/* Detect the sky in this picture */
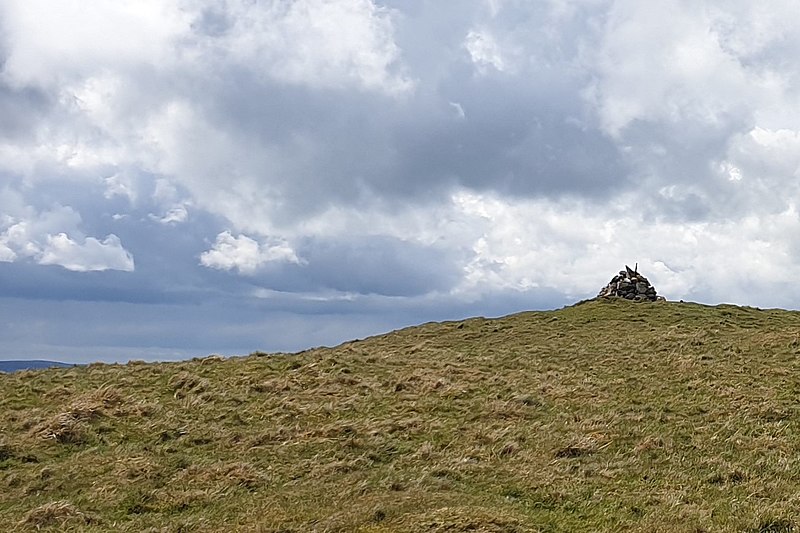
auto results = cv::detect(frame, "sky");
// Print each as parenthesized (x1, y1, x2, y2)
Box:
(2, 0, 800, 363)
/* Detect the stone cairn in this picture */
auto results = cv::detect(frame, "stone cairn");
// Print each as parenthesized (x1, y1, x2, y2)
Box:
(598, 264, 663, 301)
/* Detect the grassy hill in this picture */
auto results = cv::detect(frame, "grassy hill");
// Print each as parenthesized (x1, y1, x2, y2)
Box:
(2, 298, 800, 532)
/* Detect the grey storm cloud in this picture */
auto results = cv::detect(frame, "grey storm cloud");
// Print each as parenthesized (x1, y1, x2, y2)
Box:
(0, 85, 51, 140)
(3, 0, 800, 361)
(293, 235, 463, 296)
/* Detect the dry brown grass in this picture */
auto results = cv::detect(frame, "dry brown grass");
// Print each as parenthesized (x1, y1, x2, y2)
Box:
(3, 299, 800, 531)
(20, 500, 94, 528)
(32, 385, 123, 444)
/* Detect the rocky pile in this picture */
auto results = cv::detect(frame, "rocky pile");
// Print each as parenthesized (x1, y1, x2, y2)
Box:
(598, 265, 663, 301)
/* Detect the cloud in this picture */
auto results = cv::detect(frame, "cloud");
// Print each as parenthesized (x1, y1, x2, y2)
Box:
(448, 101, 466, 119)
(293, 235, 462, 297)
(464, 29, 510, 73)
(0, 242, 15, 262)
(103, 173, 137, 202)
(0, 84, 51, 140)
(38, 233, 134, 272)
(200, 231, 303, 274)
(586, 1, 760, 137)
(150, 204, 189, 225)
(0, 0, 189, 88)
(215, 0, 414, 95)
(0, 204, 135, 272)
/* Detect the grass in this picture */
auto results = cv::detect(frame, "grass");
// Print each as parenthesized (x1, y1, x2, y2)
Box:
(2, 298, 800, 531)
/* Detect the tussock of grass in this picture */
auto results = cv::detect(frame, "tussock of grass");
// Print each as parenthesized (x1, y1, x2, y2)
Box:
(3, 299, 800, 531)
(390, 506, 533, 532)
(21, 500, 94, 528)
(33, 385, 123, 445)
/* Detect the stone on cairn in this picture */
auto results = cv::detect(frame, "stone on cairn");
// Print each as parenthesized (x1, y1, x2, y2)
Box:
(598, 265, 664, 302)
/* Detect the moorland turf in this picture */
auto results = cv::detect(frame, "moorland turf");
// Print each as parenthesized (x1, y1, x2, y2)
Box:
(3, 298, 800, 532)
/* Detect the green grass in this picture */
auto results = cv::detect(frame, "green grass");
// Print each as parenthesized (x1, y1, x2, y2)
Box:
(3, 298, 800, 531)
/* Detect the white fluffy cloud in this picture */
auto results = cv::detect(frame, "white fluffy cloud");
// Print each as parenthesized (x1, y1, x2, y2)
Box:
(586, 0, 800, 136)
(38, 233, 134, 272)
(218, 0, 413, 94)
(200, 231, 303, 274)
(0, 205, 135, 272)
(0, 243, 16, 262)
(0, 0, 412, 94)
(464, 29, 510, 73)
(0, 0, 190, 88)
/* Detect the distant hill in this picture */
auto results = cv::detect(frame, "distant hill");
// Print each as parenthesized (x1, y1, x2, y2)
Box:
(2, 298, 800, 531)
(0, 360, 73, 373)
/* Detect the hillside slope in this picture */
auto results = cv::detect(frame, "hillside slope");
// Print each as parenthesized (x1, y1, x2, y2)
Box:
(2, 299, 800, 532)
